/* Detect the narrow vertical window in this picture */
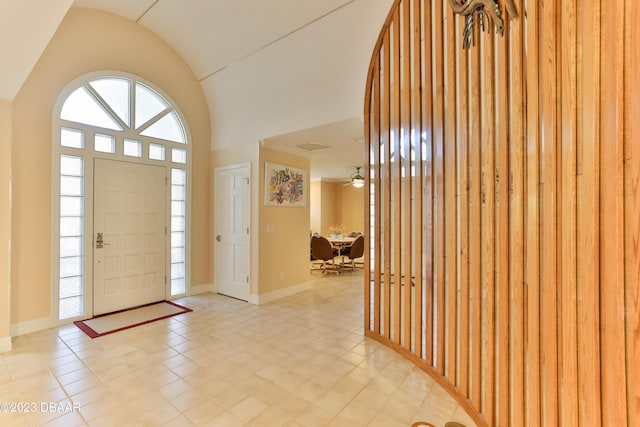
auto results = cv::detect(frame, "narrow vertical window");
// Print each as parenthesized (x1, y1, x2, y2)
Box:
(171, 168, 187, 295)
(59, 155, 84, 319)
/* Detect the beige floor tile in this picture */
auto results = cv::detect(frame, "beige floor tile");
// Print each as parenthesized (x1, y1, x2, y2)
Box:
(229, 396, 269, 422)
(183, 399, 226, 425)
(241, 378, 290, 406)
(169, 388, 209, 412)
(336, 399, 378, 425)
(124, 391, 169, 418)
(86, 407, 140, 427)
(0, 271, 476, 427)
(369, 411, 410, 427)
(159, 377, 194, 399)
(26, 399, 78, 426)
(329, 376, 365, 400)
(294, 381, 329, 403)
(79, 393, 125, 421)
(202, 411, 245, 427)
(313, 389, 352, 415)
(104, 373, 154, 402)
(380, 395, 420, 424)
(293, 403, 335, 427)
(37, 409, 86, 427)
(275, 393, 311, 419)
(452, 405, 477, 426)
(137, 402, 181, 426)
(62, 375, 104, 397)
(247, 407, 291, 427)
(211, 384, 250, 409)
(161, 414, 196, 427)
(0, 413, 31, 427)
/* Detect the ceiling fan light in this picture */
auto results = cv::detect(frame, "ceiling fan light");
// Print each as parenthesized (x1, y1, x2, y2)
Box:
(352, 178, 365, 188)
(350, 166, 365, 188)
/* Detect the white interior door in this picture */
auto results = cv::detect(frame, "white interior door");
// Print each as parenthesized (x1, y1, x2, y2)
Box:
(215, 164, 250, 301)
(94, 159, 167, 315)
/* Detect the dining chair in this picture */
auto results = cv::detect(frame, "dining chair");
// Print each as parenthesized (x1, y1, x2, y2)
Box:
(310, 235, 340, 274)
(341, 231, 362, 257)
(341, 234, 364, 271)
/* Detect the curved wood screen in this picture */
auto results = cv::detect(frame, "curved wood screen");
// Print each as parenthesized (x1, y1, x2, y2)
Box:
(363, 0, 639, 425)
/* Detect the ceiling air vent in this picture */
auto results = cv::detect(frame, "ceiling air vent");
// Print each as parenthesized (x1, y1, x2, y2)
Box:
(296, 142, 330, 152)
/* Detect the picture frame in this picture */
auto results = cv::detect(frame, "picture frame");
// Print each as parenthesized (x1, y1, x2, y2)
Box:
(264, 162, 306, 207)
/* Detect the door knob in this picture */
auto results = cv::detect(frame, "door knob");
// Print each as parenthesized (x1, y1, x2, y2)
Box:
(216, 235, 221, 242)
(96, 232, 110, 248)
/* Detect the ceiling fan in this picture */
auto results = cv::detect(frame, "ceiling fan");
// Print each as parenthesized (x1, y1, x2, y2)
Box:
(347, 167, 365, 188)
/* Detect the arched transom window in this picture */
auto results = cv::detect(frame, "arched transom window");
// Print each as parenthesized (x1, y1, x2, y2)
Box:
(53, 73, 190, 322)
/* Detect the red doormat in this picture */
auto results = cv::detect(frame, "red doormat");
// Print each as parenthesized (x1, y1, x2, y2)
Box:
(73, 301, 192, 338)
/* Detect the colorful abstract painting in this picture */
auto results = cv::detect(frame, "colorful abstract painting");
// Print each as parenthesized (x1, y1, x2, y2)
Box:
(264, 162, 306, 207)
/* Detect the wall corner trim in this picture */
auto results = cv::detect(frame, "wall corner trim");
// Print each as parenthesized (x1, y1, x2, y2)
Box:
(10, 317, 52, 337)
(0, 336, 12, 353)
(249, 281, 313, 305)
(190, 283, 215, 295)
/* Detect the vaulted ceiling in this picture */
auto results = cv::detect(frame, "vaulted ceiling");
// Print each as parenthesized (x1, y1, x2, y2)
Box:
(0, 0, 392, 179)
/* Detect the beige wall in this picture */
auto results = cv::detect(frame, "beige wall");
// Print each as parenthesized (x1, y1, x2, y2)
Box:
(314, 180, 364, 236)
(320, 181, 338, 235)
(336, 183, 364, 235)
(10, 8, 211, 325)
(0, 101, 11, 344)
(309, 181, 321, 234)
(259, 148, 311, 294)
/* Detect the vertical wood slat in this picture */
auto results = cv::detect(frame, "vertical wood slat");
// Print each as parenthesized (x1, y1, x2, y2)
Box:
(624, 2, 640, 425)
(599, 1, 628, 425)
(576, 0, 602, 425)
(469, 35, 483, 412)
(457, 20, 470, 399)
(444, 1, 458, 385)
(559, 0, 579, 425)
(423, 0, 435, 366)
(392, 8, 402, 345)
(362, 1, 638, 426)
(412, 0, 424, 360)
(480, 29, 496, 426)
(383, 29, 392, 340)
(509, 0, 526, 424)
(496, 12, 510, 426)
(524, 0, 541, 424)
(364, 65, 372, 335)
(401, 0, 412, 351)
(372, 54, 382, 336)
(433, 0, 446, 376)
(539, 0, 559, 424)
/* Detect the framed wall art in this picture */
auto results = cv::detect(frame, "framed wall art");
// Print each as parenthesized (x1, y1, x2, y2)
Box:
(264, 162, 306, 207)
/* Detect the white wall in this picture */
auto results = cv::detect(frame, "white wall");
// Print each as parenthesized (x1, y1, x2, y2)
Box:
(203, 0, 392, 150)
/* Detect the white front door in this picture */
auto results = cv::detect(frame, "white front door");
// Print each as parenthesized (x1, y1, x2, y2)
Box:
(93, 159, 167, 315)
(215, 164, 250, 301)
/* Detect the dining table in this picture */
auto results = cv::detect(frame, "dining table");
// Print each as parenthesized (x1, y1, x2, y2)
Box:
(327, 236, 356, 260)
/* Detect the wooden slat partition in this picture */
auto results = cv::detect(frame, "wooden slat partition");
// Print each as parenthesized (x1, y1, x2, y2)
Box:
(363, 1, 640, 425)
(625, 4, 640, 426)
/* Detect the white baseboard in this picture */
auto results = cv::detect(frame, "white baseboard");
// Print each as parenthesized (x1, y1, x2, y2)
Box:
(0, 336, 11, 353)
(10, 317, 51, 337)
(190, 283, 215, 295)
(249, 281, 313, 305)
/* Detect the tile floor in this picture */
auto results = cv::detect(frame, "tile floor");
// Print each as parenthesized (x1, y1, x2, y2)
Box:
(0, 271, 477, 427)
